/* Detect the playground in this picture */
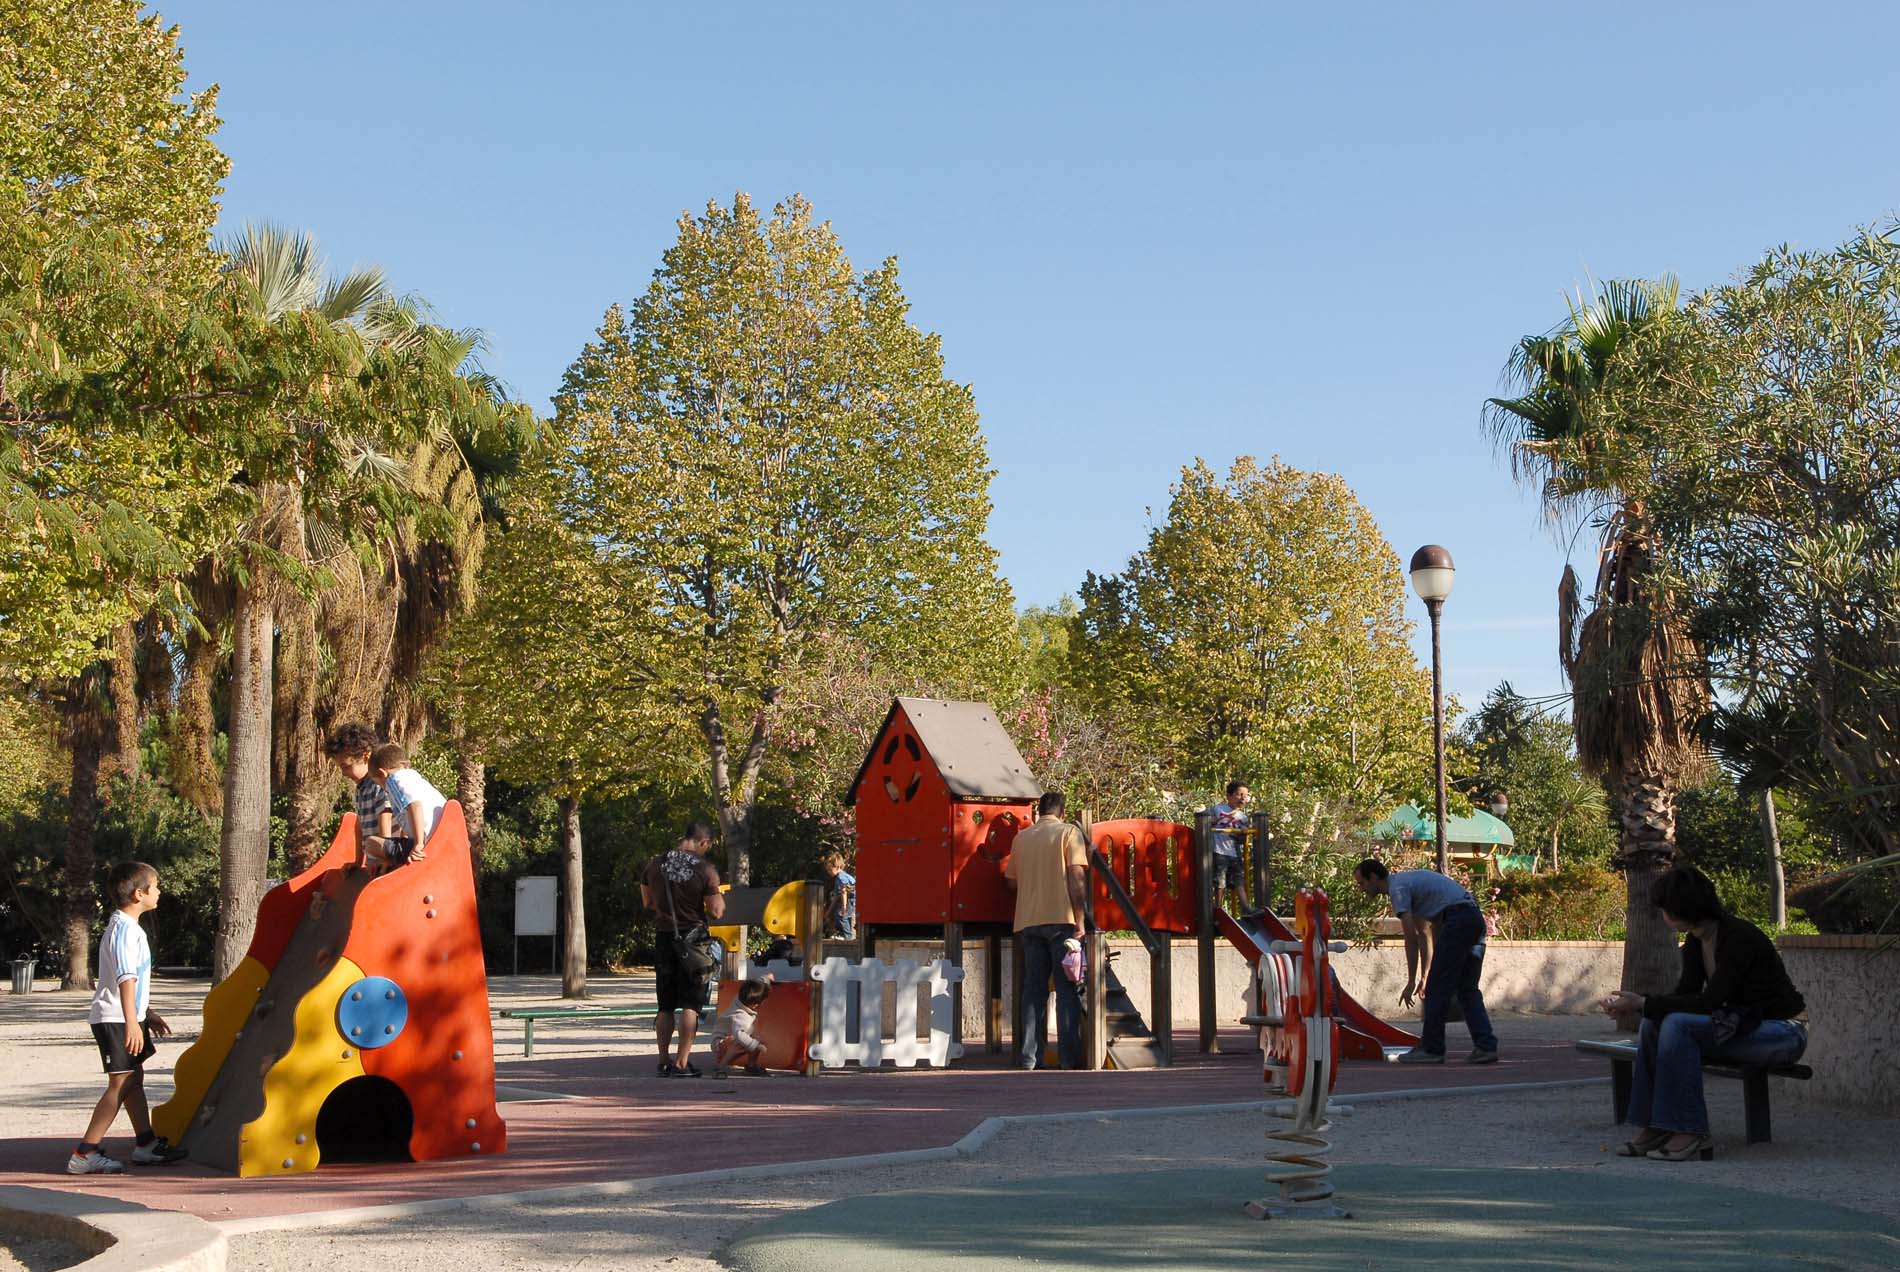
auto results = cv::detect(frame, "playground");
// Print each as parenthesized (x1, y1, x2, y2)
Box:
(2, 697, 1897, 1269)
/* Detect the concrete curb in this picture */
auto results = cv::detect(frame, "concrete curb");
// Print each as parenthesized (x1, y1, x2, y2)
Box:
(0, 1184, 226, 1272)
(218, 1075, 1607, 1236)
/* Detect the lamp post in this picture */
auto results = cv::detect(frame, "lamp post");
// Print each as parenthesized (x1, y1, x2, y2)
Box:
(1410, 545, 1455, 874)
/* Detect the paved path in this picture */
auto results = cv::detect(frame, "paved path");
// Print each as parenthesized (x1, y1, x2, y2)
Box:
(0, 975, 1596, 1224)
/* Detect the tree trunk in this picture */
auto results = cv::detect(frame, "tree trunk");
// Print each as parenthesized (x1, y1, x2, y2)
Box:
(62, 711, 105, 991)
(559, 795, 587, 999)
(456, 744, 486, 864)
(1614, 771, 1680, 1029)
(1549, 825, 1561, 874)
(107, 622, 140, 782)
(1760, 789, 1786, 929)
(215, 577, 274, 983)
(700, 693, 777, 887)
(171, 625, 223, 816)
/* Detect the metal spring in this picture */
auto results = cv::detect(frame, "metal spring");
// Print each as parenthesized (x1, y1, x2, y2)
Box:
(1263, 1112, 1336, 1202)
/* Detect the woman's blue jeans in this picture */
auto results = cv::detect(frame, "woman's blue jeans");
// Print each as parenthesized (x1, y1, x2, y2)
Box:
(1627, 1012, 1808, 1135)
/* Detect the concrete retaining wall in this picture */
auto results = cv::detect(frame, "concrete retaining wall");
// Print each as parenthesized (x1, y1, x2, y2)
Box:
(877, 936, 1623, 1038)
(1777, 935, 1900, 1111)
(869, 933, 1896, 1110)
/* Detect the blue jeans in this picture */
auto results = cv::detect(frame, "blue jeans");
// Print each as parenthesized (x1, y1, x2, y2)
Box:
(1421, 905, 1497, 1055)
(1627, 1013, 1808, 1135)
(1019, 923, 1083, 1069)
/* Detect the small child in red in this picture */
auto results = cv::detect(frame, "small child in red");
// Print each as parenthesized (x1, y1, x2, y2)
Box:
(712, 977, 773, 1077)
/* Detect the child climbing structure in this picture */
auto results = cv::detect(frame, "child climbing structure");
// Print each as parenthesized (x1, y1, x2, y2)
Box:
(153, 803, 504, 1176)
(847, 697, 1419, 1070)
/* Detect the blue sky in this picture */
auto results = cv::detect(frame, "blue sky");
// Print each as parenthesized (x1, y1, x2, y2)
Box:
(165, 2, 1900, 710)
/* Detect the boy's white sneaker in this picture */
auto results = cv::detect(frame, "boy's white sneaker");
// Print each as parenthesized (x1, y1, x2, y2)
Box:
(130, 1137, 188, 1165)
(66, 1149, 125, 1175)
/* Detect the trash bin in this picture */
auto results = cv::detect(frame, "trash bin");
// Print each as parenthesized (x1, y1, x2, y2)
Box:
(10, 958, 35, 994)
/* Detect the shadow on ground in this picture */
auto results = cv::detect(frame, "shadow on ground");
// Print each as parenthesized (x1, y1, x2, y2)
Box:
(726, 1164, 1900, 1272)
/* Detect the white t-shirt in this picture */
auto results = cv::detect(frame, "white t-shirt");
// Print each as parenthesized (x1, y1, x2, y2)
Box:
(383, 767, 448, 845)
(88, 910, 151, 1025)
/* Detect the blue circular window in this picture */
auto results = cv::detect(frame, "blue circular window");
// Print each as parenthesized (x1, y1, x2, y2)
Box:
(336, 976, 408, 1049)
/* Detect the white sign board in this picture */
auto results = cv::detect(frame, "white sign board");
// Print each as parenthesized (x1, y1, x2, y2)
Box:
(514, 876, 557, 937)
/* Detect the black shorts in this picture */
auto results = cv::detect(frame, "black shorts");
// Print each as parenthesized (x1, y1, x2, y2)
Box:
(654, 932, 713, 1015)
(90, 1021, 155, 1075)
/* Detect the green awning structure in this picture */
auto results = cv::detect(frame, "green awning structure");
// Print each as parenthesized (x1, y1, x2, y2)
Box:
(1372, 802, 1516, 848)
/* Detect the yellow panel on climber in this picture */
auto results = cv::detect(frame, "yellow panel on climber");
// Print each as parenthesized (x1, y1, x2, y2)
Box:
(236, 956, 368, 1177)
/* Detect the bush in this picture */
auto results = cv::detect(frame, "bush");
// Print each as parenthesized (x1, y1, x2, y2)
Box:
(1487, 864, 1625, 941)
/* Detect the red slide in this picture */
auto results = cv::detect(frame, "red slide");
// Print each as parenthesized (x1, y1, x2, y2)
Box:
(1216, 906, 1419, 1062)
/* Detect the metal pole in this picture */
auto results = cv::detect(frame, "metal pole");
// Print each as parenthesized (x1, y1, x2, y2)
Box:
(1429, 596, 1449, 875)
(801, 878, 827, 1076)
(1194, 809, 1218, 1053)
(1250, 810, 1272, 914)
(1082, 810, 1105, 1070)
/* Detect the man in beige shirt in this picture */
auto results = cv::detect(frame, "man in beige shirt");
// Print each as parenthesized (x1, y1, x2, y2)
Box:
(1004, 791, 1091, 1070)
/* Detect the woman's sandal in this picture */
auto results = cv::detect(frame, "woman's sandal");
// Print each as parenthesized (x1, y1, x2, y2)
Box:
(1649, 1133, 1715, 1162)
(1617, 1129, 1669, 1157)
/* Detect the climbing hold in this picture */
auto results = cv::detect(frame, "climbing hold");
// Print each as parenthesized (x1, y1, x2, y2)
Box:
(423, 894, 434, 904)
(282, 1158, 294, 1169)
(335, 976, 408, 1050)
(471, 1142, 481, 1151)
(452, 1050, 463, 1061)
(465, 1117, 477, 1129)
(295, 1134, 307, 1145)
(341, 1049, 352, 1059)
(426, 909, 437, 919)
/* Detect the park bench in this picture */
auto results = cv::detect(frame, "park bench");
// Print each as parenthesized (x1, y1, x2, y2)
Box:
(1575, 1037, 1812, 1144)
(499, 1006, 657, 1059)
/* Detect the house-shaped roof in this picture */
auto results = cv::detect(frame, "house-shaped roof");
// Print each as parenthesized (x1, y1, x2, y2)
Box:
(844, 697, 1043, 806)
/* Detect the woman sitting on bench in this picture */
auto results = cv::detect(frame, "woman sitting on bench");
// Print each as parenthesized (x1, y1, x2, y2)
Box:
(1601, 866, 1806, 1162)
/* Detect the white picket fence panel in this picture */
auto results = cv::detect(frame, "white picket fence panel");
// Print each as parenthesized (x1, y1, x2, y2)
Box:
(808, 957, 964, 1068)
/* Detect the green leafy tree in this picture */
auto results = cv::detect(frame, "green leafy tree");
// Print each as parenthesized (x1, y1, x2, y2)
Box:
(437, 451, 685, 995)
(554, 193, 1018, 883)
(1484, 279, 1710, 1001)
(1613, 228, 1900, 867)
(1069, 456, 1435, 810)
(1460, 684, 1612, 872)
(0, 0, 233, 676)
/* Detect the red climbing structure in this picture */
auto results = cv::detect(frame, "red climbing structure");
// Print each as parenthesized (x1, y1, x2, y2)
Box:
(153, 803, 505, 1176)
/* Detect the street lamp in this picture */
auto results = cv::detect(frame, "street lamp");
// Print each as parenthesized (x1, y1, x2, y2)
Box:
(1410, 545, 1455, 874)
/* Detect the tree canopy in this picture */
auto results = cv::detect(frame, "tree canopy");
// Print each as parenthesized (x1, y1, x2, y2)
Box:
(1069, 456, 1434, 809)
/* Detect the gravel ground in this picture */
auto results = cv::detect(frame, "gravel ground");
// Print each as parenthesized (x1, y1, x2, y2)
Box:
(0, 1231, 83, 1272)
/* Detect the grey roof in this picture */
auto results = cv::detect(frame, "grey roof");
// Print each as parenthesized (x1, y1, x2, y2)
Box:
(845, 697, 1043, 806)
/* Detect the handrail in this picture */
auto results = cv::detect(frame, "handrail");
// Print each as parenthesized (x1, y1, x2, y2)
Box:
(1088, 849, 1164, 957)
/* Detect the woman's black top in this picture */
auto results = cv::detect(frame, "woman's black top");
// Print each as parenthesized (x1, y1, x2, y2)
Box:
(1642, 915, 1805, 1022)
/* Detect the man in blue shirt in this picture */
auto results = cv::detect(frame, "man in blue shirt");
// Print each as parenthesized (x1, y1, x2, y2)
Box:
(1354, 858, 1498, 1064)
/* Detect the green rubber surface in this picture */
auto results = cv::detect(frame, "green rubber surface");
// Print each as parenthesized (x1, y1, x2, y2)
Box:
(725, 1165, 1899, 1271)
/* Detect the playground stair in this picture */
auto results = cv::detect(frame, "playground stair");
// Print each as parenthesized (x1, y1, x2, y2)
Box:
(1100, 956, 1166, 1070)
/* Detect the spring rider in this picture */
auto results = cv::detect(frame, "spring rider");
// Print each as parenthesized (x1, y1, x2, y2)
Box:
(1245, 887, 1349, 1220)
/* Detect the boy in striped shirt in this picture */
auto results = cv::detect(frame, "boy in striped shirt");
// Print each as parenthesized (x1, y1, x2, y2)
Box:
(70, 862, 187, 1174)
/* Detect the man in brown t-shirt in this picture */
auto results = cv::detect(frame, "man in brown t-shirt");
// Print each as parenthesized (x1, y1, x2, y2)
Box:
(1004, 790, 1090, 1070)
(640, 822, 726, 1077)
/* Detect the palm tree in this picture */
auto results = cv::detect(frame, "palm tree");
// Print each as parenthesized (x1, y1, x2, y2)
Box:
(1484, 278, 1710, 1004)
(210, 225, 396, 978)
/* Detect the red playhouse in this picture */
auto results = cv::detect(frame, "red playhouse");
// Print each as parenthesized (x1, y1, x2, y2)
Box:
(846, 697, 1418, 1070)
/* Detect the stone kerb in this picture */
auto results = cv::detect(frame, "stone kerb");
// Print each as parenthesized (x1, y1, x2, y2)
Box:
(0, 1185, 226, 1272)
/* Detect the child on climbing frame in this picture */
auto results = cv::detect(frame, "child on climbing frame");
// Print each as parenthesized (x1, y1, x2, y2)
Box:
(367, 742, 447, 872)
(69, 862, 188, 1174)
(711, 976, 774, 1077)
(323, 722, 397, 873)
